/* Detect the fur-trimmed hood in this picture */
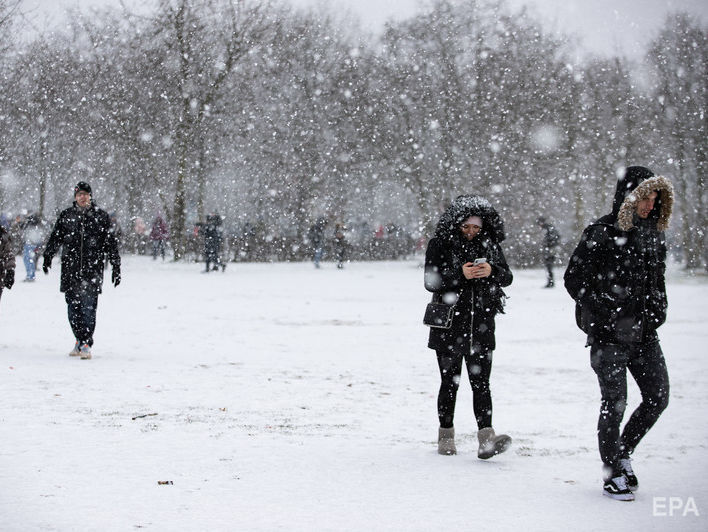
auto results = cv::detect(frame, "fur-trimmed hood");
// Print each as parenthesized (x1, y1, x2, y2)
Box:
(434, 194, 505, 244)
(612, 166, 674, 232)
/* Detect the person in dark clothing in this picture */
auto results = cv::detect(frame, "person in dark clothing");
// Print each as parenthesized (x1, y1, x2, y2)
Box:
(536, 216, 560, 288)
(150, 215, 169, 260)
(307, 217, 327, 268)
(202, 213, 225, 272)
(43, 182, 121, 359)
(424, 194, 513, 459)
(564, 166, 674, 501)
(0, 225, 16, 306)
(333, 222, 347, 269)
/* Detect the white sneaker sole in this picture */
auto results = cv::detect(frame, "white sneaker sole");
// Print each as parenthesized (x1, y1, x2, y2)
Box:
(603, 490, 635, 501)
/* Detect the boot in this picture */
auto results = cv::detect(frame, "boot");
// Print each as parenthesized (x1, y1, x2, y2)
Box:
(438, 427, 456, 455)
(477, 427, 511, 459)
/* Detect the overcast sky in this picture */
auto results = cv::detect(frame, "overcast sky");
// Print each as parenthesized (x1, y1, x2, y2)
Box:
(20, 0, 708, 58)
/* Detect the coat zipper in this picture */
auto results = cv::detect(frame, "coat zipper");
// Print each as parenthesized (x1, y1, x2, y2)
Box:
(79, 212, 85, 278)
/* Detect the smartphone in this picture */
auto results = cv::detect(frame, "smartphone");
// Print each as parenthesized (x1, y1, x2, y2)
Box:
(473, 258, 487, 265)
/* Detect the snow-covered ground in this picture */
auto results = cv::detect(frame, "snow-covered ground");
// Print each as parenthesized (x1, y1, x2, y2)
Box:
(1, 256, 706, 531)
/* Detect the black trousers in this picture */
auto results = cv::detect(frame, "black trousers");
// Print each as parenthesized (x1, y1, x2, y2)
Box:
(65, 285, 100, 347)
(436, 347, 493, 430)
(544, 254, 555, 285)
(590, 340, 669, 476)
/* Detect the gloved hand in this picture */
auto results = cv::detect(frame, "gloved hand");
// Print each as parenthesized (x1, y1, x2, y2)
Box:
(42, 256, 51, 274)
(4, 269, 14, 289)
(112, 265, 121, 287)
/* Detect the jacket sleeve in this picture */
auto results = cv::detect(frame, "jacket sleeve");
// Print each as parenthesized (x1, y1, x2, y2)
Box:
(104, 217, 121, 269)
(564, 224, 608, 304)
(489, 244, 513, 287)
(43, 213, 65, 262)
(424, 237, 465, 293)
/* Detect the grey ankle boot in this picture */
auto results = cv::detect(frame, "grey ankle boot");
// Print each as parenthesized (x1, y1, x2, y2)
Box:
(438, 427, 457, 455)
(477, 427, 511, 459)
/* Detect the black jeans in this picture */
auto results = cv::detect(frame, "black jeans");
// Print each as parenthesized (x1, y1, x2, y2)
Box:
(65, 285, 100, 346)
(590, 340, 669, 476)
(436, 347, 493, 430)
(544, 253, 555, 285)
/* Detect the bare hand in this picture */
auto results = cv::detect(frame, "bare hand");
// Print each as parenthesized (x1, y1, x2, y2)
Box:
(463, 262, 492, 279)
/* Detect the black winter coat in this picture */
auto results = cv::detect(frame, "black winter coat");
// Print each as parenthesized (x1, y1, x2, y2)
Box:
(564, 167, 674, 345)
(44, 202, 121, 293)
(424, 195, 513, 355)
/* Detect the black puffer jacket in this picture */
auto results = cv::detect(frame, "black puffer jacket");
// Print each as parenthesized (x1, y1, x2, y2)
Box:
(424, 195, 513, 354)
(564, 166, 674, 344)
(44, 201, 121, 293)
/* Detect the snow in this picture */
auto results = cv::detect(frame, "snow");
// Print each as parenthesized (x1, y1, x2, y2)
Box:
(1, 257, 706, 530)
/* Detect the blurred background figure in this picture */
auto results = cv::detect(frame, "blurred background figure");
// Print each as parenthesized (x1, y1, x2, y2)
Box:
(308, 217, 327, 268)
(334, 222, 347, 269)
(150, 215, 169, 261)
(536, 216, 560, 288)
(203, 213, 225, 272)
(21, 213, 44, 282)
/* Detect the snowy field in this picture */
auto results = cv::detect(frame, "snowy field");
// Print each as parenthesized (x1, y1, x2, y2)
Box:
(1, 256, 706, 531)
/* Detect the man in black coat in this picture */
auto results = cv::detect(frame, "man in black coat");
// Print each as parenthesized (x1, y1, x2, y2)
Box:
(536, 216, 560, 288)
(564, 166, 674, 501)
(43, 182, 121, 359)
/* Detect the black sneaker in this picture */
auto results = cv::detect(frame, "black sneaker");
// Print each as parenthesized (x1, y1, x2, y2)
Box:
(603, 475, 635, 501)
(619, 458, 638, 491)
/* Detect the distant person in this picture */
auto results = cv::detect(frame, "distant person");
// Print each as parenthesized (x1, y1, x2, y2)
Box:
(424, 194, 513, 459)
(333, 222, 347, 269)
(307, 217, 327, 268)
(21, 213, 44, 282)
(9, 213, 23, 256)
(536, 216, 560, 288)
(564, 166, 673, 501)
(203, 213, 224, 272)
(43, 182, 121, 360)
(150, 215, 169, 260)
(0, 223, 15, 306)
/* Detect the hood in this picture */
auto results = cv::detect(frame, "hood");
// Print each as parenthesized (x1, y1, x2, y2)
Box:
(612, 166, 673, 231)
(434, 194, 505, 243)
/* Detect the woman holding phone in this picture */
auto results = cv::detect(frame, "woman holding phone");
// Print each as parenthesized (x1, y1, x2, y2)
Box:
(424, 194, 513, 458)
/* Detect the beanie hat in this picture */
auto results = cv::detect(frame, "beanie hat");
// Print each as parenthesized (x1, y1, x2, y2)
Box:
(74, 181, 92, 196)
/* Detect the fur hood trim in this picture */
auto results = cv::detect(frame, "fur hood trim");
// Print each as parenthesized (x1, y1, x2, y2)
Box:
(616, 175, 674, 232)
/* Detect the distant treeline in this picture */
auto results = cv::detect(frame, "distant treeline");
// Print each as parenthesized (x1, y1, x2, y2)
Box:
(0, 0, 704, 268)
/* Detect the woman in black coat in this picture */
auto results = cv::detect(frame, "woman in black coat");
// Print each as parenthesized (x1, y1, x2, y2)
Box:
(424, 194, 513, 458)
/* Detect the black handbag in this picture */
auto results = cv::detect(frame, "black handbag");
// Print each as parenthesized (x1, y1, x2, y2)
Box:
(423, 294, 456, 329)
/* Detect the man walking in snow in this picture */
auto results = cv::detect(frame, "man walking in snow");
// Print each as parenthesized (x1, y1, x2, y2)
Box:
(564, 166, 673, 501)
(536, 216, 560, 287)
(43, 182, 121, 359)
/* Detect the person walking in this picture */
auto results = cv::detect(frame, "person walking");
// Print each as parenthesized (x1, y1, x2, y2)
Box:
(333, 222, 347, 269)
(564, 166, 673, 501)
(424, 194, 513, 459)
(150, 215, 169, 260)
(42, 182, 121, 360)
(21, 213, 44, 282)
(202, 213, 224, 272)
(307, 217, 327, 268)
(536, 216, 560, 288)
(0, 223, 16, 306)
